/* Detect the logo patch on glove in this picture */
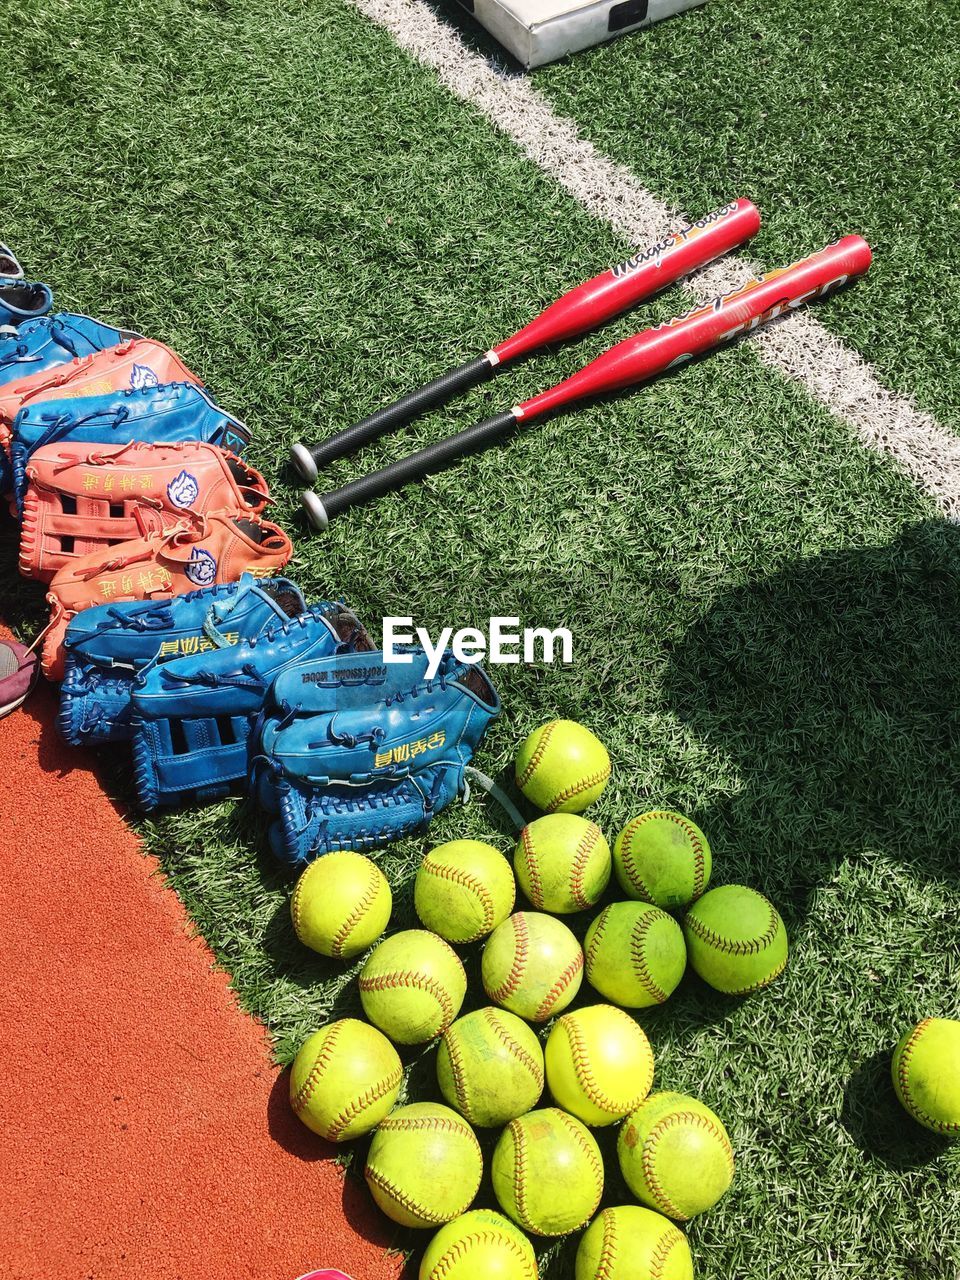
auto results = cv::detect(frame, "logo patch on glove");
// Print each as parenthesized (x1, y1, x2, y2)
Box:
(130, 362, 160, 390)
(185, 547, 217, 586)
(167, 469, 200, 509)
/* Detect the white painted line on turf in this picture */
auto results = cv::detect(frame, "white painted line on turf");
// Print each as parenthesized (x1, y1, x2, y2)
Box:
(349, 0, 960, 519)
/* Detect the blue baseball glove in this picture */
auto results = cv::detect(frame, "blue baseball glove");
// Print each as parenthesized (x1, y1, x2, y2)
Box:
(0, 279, 53, 328)
(0, 312, 138, 492)
(59, 574, 309, 747)
(129, 604, 374, 809)
(9, 381, 250, 512)
(250, 649, 500, 867)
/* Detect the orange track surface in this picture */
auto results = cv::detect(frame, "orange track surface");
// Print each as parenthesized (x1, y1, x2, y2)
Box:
(0, 669, 402, 1280)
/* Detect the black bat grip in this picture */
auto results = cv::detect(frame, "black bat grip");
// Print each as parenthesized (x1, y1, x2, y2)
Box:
(302, 409, 520, 529)
(290, 354, 495, 482)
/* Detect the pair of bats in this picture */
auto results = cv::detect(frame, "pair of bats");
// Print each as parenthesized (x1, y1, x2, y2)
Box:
(290, 199, 872, 529)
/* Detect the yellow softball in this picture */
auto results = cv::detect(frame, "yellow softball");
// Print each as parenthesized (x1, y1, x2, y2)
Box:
(492, 1107, 604, 1236)
(482, 911, 584, 1022)
(437, 1006, 545, 1126)
(575, 1206, 693, 1280)
(514, 814, 611, 914)
(545, 1004, 654, 1126)
(290, 851, 392, 959)
(613, 811, 711, 909)
(364, 1102, 483, 1228)
(414, 840, 516, 943)
(359, 929, 467, 1044)
(584, 901, 687, 1008)
(515, 719, 611, 813)
(289, 1018, 402, 1141)
(683, 885, 788, 995)
(419, 1209, 538, 1280)
(892, 1018, 960, 1134)
(618, 1091, 734, 1220)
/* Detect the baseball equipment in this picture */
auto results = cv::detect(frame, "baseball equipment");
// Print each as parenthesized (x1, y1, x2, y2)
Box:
(419, 1210, 538, 1280)
(289, 200, 760, 481)
(482, 911, 584, 1022)
(683, 885, 788, 995)
(0, 244, 23, 278)
(0, 337, 202, 428)
(613, 811, 711, 909)
(290, 852, 392, 959)
(575, 1206, 693, 1280)
(251, 648, 500, 867)
(617, 1091, 734, 1220)
(544, 1004, 654, 1127)
(301, 236, 873, 529)
(492, 1107, 603, 1236)
(364, 1102, 483, 1228)
(21, 441, 270, 582)
(0, 280, 52, 328)
(289, 1018, 403, 1141)
(514, 814, 611, 914)
(892, 1018, 960, 1134)
(584, 901, 686, 1008)
(10, 380, 250, 511)
(358, 929, 467, 1044)
(0, 313, 138, 493)
(515, 719, 611, 813)
(129, 601, 369, 809)
(414, 839, 516, 943)
(42, 510, 294, 681)
(58, 575, 306, 746)
(437, 1006, 545, 1127)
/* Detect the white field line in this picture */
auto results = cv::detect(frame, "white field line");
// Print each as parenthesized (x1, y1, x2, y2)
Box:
(349, 0, 960, 518)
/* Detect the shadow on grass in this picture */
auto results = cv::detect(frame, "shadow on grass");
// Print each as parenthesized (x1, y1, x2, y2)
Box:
(841, 1050, 954, 1170)
(661, 518, 960, 917)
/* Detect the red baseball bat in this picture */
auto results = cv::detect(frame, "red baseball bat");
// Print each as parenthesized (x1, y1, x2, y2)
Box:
(301, 236, 871, 531)
(290, 198, 760, 481)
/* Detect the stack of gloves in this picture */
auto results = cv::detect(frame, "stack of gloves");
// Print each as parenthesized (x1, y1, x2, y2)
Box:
(2, 244, 501, 863)
(0, 245, 291, 681)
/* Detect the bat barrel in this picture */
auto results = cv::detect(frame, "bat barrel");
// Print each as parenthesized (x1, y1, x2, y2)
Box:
(302, 409, 520, 529)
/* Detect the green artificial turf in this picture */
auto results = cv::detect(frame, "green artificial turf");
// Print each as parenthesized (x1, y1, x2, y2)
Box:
(2, 0, 959, 1277)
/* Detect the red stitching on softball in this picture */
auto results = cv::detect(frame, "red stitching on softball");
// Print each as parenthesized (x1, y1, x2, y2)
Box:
(507, 1117, 534, 1232)
(290, 1020, 344, 1115)
(377, 1114, 477, 1138)
(622, 811, 708, 901)
(483, 1008, 544, 1092)
(596, 1208, 618, 1280)
(570, 823, 603, 909)
(519, 826, 546, 910)
(650, 1222, 685, 1280)
(487, 914, 529, 1004)
(290, 869, 309, 941)
(332, 856, 383, 957)
(641, 1110, 734, 1219)
(534, 948, 584, 1021)
(684, 893, 780, 956)
(442, 1026, 473, 1119)
(547, 766, 611, 812)
(327, 1065, 403, 1140)
(896, 1019, 960, 1134)
(618, 815, 657, 901)
(586, 906, 612, 976)
(516, 721, 557, 790)
(630, 910, 669, 1004)
(428, 1229, 535, 1280)
(359, 968, 458, 1031)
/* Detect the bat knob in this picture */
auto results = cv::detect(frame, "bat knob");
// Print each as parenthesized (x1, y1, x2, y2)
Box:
(301, 489, 330, 531)
(289, 442, 318, 483)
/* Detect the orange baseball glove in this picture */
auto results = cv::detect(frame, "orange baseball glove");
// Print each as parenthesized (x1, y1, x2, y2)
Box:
(42, 510, 293, 680)
(20, 440, 271, 582)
